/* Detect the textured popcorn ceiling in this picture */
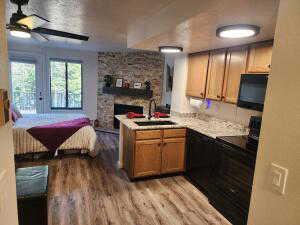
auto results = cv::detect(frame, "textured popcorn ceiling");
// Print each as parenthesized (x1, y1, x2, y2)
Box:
(6, 0, 173, 51)
(6, 0, 279, 52)
(127, 0, 280, 53)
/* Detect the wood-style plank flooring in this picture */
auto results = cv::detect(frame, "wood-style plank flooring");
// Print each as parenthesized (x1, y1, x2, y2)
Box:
(15, 132, 231, 225)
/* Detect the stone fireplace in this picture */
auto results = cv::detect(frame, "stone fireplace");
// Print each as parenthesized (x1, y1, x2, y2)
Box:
(97, 51, 165, 129)
(113, 104, 143, 129)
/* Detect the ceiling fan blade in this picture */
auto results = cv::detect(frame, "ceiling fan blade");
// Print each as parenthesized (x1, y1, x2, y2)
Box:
(31, 27, 89, 41)
(31, 32, 49, 42)
(17, 14, 49, 29)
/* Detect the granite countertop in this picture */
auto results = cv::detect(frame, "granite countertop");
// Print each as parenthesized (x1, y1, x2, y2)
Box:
(115, 115, 248, 139)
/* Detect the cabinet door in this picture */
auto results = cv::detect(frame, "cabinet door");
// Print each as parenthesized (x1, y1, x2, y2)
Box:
(161, 138, 186, 174)
(186, 53, 209, 98)
(222, 46, 248, 103)
(134, 139, 162, 178)
(247, 42, 273, 73)
(206, 49, 227, 101)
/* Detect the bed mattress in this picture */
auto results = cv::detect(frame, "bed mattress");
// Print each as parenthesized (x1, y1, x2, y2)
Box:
(13, 113, 100, 157)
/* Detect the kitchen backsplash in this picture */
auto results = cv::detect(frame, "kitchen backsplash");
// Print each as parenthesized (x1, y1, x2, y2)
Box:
(171, 100, 262, 127)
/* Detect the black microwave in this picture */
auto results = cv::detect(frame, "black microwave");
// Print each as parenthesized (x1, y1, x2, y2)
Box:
(237, 74, 268, 112)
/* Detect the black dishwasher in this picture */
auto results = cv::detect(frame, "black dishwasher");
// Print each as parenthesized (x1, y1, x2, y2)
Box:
(185, 130, 257, 225)
(185, 129, 216, 196)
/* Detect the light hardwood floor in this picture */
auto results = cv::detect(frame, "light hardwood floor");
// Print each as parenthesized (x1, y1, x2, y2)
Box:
(15, 132, 231, 225)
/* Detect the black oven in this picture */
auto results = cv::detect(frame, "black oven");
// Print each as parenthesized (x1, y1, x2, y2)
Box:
(211, 137, 256, 225)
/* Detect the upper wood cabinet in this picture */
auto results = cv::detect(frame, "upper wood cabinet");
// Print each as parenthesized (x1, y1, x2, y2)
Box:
(206, 49, 227, 101)
(247, 42, 273, 73)
(186, 52, 209, 98)
(185, 40, 273, 102)
(222, 46, 248, 104)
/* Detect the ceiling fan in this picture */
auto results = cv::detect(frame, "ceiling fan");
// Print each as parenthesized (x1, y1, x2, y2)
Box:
(6, 0, 89, 41)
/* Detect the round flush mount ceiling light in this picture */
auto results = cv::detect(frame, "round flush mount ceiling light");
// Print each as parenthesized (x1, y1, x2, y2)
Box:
(216, 24, 260, 39)
(159, 46, 183, 53)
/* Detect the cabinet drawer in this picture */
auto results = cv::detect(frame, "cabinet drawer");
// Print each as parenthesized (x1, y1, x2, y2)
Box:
(136, 130, 162, 140)
(163, 128, 186, 138)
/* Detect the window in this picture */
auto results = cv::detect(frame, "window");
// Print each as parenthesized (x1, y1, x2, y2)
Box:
(10, 60, 37, 114)
(50, 60, 82, 109)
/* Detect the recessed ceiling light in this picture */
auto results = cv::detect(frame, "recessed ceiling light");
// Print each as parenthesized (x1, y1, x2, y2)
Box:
(159, 46, 183, 53)
(216, 24, 260, 39)
(10, 30, 31, 38)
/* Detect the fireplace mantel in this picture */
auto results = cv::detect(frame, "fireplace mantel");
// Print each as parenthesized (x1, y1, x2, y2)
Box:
(103, 87, 153, 99)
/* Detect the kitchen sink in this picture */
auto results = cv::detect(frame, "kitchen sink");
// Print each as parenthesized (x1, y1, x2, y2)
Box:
(134, 121, 176, 126)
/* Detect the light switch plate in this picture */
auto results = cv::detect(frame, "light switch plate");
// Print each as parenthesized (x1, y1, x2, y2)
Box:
(270, 163, 288, 195)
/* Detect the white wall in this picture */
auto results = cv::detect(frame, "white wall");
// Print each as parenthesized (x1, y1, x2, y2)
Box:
(171, 54, 196, 113)
(8, 42, 98, 119)
(171, 53, 262, 126)
(0, 0, 19, 224)
(247, 0, 300, 224)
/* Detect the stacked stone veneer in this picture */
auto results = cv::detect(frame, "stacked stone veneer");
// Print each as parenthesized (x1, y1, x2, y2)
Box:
(97, 51, 165, 129)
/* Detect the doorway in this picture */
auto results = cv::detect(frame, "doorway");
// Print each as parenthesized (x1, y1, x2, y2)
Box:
(10, 58, 43, 114)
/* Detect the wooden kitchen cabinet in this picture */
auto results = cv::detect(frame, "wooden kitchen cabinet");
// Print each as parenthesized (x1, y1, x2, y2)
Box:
(161, 138, 186, 174)
(206, 49, 227, 101)
(247, 41, 273, 73)
(186, 52, 210, 98)
(123, 128, 186, 179)
(134, 139, 162, 177)
(222, 46, 248, 103)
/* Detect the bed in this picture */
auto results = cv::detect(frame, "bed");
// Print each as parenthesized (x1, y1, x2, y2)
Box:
(13, 113, 100, 157)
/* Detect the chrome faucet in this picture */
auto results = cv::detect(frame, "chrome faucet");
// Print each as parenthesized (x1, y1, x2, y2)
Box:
(148, 99, 157, 120)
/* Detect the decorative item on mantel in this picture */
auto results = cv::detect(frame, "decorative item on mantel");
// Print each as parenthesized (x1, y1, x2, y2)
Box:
(144, 80, 151, 90)
(133, 82, 142, 89)
(104, 75, 114, 87)
(116, 78, 123, 88)
(123, 81, 130, 88)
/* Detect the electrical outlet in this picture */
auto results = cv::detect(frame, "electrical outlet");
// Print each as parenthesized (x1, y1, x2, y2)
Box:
(270, 163, 288, 195)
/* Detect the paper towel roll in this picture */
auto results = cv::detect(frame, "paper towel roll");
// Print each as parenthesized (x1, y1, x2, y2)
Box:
(189, 98, 203, 108)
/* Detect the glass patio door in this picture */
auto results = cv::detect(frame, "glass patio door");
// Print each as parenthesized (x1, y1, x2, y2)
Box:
(10, 59, 43, 114)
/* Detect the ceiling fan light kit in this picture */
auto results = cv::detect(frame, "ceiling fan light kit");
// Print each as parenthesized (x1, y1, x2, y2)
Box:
(9, 23, 31, 38)
(10, 29, 31, 38)
(216, 24, 260, 39)
(7, 0, 89, 42)
(159, 46, 183, 53)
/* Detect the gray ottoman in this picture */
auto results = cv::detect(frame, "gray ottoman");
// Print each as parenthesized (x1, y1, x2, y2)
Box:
(16, 165, 49, 225)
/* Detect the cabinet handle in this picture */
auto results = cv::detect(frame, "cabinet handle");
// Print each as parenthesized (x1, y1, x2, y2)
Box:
(158, 143, 161, 146)
(217, 95, 221, 99)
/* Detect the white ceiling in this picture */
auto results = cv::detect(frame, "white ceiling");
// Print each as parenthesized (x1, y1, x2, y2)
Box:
(6, 0, 280, 53)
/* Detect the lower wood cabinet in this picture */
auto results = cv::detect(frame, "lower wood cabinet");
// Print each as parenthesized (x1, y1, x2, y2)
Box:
(161, 138, 185, 174)
(134, 139, 162, 177)
(123, 127, 186, 179)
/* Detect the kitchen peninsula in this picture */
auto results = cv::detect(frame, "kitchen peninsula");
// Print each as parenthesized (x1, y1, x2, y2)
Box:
(115, 114, 248, 179)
